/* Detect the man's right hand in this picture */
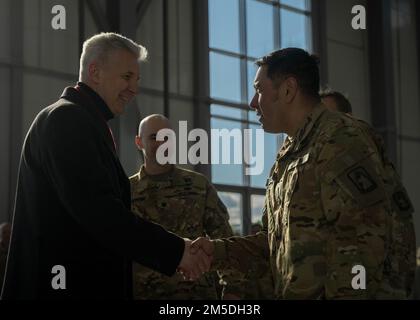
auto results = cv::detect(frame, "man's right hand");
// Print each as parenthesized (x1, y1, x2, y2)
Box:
(177, 238, 212, 281)
(190, 237, 214, 256)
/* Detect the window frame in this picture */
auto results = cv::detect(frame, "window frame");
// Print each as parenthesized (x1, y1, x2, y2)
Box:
(198, 0, 317, 235)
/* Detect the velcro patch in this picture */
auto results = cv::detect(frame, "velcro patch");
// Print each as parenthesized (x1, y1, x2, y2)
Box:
(335, 162, 386, 207)
(323, 147, 386, 207)
(347, 166, 377, 194)
(391, 186, 414, 217)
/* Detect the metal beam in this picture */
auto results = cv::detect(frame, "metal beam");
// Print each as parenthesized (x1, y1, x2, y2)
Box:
(78, 0, 85, 57)
(415, 0, 420, 106)
(118, 0, 143, 175)
(106, 0, 120, 32)
(86, 0, 110, 31)
(136, 0, 153, 29)
(311, 0, 328, 85)
(193, 0, 211, 180)
(367, 0, 398, 166)
(8, 0, 24, 221)
(104, 0, 121, 155)
(163, 0, 169, 117)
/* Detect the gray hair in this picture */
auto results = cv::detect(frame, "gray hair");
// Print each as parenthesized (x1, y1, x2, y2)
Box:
(79, 32, 148, 81)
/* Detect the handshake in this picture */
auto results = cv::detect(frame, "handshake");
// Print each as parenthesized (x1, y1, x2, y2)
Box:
(177, 237, 215, 280)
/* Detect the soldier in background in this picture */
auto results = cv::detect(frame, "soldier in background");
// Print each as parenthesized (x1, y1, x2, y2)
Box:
(192, 48, 416, 299)
(319, 89, 353, 114)
(130, 114, 245, 299)
(321, 88, 419, 299)
(320, 89, 388, 163)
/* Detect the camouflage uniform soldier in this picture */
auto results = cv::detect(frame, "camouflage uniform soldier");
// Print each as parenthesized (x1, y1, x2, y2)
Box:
(322, 89, 418, 299)
(241, 256, 275, 299)
(241, 224, 275, 299)
(130, 114, 245, 299)
(321, 89, 399, 180)
(320, 89, 353, 115)
(321, 90, 411, 244)
(192, 48, 416, 299)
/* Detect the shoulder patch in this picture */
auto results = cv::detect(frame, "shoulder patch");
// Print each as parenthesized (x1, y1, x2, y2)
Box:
(323, 146, 386, 208)
(347, 166, 377, 194)
(391, 186, 414, 217)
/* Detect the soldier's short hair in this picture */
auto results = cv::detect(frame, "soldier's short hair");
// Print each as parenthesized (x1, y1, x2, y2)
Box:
(319, 88, 353, 114)
(255, 48, 320, 99)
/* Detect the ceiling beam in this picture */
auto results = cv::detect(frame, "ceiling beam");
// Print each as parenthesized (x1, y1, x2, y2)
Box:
(86, 0, 110, 31)
(136, 0, 152, 29)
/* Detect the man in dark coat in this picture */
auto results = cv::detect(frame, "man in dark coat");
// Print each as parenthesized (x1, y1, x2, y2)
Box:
(1, 32, 210, 299)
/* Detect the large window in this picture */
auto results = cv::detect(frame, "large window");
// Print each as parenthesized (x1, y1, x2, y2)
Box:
(208, 0, 312, 235)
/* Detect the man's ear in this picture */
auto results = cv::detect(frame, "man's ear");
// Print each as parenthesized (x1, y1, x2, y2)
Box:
(88, 62, 101, 84)
(135, 135, 144, 150)
(284, 77, 298, 103)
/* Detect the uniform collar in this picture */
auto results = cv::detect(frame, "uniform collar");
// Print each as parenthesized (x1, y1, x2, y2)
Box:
(280, 103, 326, 157)
(267, 105, 326, 183)
(138, 164, 176, 181)
(131, 165, 176, 199)
(294, 103, 325, 148)
(130, 167, 150, 199)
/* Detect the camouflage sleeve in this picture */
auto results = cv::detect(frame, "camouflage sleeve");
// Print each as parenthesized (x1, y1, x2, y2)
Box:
(317, 125, 397, 299)
(202, 182, 248, 298)
(211, 205, 270, 277)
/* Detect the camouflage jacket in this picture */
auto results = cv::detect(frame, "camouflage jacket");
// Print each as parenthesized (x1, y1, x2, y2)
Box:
(130, 165, 245, 299)
(213, 105, 416, 299)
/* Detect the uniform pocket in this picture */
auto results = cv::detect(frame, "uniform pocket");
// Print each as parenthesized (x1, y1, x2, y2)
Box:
(283, 153, 310, 206)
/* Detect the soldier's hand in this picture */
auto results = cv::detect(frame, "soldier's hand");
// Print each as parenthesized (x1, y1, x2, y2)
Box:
(177, 238, 212, 281)
(190, 237, 214, 256)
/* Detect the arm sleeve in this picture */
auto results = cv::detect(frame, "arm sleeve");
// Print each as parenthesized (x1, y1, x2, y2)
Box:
(212, 202, 270, 276)
(202, 183, 247, 297)
(41, 107, 184, 276)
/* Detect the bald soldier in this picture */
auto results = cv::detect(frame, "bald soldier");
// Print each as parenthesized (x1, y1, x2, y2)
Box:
(319, 89, 353, 114)
(129, 114, 245, 299)
(192, 48, 416, 299)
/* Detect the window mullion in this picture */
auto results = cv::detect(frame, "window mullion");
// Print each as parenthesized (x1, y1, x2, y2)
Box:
(274, 1, 281, 48)
(239, 0, 251, 234)
(207, 0, 313, 234)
